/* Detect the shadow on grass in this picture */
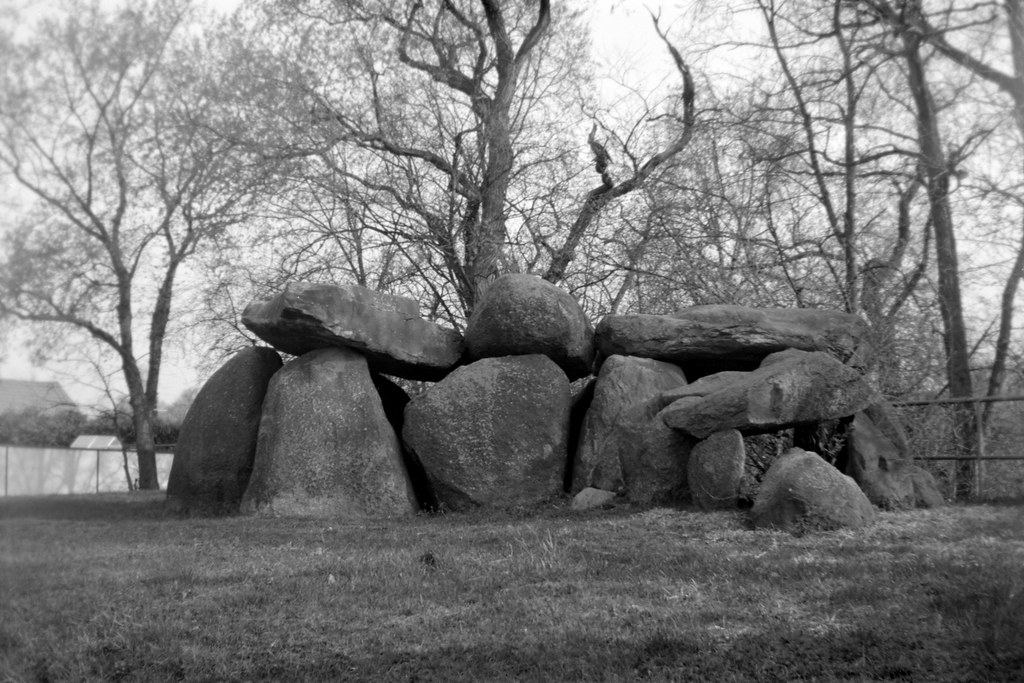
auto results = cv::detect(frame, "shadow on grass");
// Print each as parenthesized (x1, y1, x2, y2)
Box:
(35, 623, 1022, 682)
(303, 629, 1020, 682)
(0, 491, 168, 521)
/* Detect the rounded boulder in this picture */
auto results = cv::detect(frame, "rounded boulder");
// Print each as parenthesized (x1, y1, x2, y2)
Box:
(751, 447, 876, 532)
(465, 274, 595, 380)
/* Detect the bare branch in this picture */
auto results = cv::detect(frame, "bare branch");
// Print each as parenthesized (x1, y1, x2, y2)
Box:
(542, 13, 696, 284)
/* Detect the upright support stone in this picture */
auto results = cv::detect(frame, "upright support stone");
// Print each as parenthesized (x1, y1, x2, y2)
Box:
(403, 355, 570, 510)
(166, 347, 282, 515)
(688, 430, 745, 510)
(241, 347, 418, 518)
(572, 355, 692, 505)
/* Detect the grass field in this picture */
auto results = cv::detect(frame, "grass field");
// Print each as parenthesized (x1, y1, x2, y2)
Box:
(1, 493, 1023, 682)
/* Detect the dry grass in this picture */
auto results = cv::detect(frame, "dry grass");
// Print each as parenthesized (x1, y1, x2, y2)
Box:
(1, 492, 1023, 681)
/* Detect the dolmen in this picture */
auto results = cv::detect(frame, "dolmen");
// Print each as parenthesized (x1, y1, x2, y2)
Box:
(167, 274, 943, 533)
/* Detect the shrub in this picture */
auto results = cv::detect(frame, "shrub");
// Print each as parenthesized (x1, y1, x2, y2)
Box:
(0, 408, 87, 447)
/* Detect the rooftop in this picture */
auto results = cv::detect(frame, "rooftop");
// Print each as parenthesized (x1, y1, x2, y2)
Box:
(0, 379, 77, 415)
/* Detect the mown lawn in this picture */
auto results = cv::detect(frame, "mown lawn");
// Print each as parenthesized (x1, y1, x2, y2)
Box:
(1, 493, 1022, 682)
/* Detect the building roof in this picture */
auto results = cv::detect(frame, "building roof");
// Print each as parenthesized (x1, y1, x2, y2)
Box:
(0, 379, 77, 415)
(70, 435, 123, 450)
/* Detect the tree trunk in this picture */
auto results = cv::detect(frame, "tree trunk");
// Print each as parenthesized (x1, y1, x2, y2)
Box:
(902, 27, 978, 500)
(474, 106, 513, 307)
(984, 227, 1024, 428)
(123, 363, 159, 490)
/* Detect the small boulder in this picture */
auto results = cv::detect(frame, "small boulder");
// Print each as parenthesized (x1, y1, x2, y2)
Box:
(403, 355, 570, 510)
(751, 447, 877, 532)
(464, 274, 595, 379)
(166, 347, 282, 515)
(688, 430, 745, 510)
(240, 347, 418, 518)
(571, 487, 618, 511)
(908, 465, 945, 508)
(242, 282, 464, 381)
(572, 355, 693, 505)
(659, 349, 874, 439)
(595, 305, 870, 375)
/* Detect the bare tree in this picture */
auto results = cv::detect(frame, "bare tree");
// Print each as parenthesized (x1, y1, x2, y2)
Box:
(860, 0, 1024, 426)
(0, 1, 273, 488)
(216, 1, 697, 320)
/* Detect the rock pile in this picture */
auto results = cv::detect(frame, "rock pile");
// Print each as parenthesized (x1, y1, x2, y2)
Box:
(167, 274, 943, 531)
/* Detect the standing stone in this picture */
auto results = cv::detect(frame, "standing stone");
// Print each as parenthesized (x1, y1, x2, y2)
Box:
(908, 466, 945, 508)
(370, 372, 437, 511)
(688, 430, 745, 510)
(659, 349, 875, 439)
(403, 355, 570, 510)
(863, 402, 913, 455)
(167, 347, 282, 515)
(241, 347, 418, 518)
(845, 412, 915, 510)
(464, 274, 595, 380)
(860, 402, 944, 508)
(241, 282, 464, 381)
(566, 377, 597, 491)
(572, 355, 693, 505)
(751, 447, 877, 532)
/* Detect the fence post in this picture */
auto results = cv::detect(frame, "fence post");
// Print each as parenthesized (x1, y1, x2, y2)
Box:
(974, 401, 986, 499)
(95, 449, 100, 494)
(4, 445, 8, 497)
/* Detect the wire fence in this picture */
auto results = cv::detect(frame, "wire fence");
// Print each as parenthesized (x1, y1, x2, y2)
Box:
(1, 445, 173, 496)
(893, 395, 1024, 501)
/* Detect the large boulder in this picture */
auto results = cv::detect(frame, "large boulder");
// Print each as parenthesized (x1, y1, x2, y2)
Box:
(688, 430, 745, 511)
(595, 305, 870, 376)
(572, 355, 693, 505)
(845, 411, 915, 509)
(751, 447, 877, 531)
(464, 274, 595, 380)
(403, 355, 570, 510)
(166, 347, 282, 515)
(240, 347, 418, 518)
(659, 349, 875, 439)
(241, 282, 464, 381)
